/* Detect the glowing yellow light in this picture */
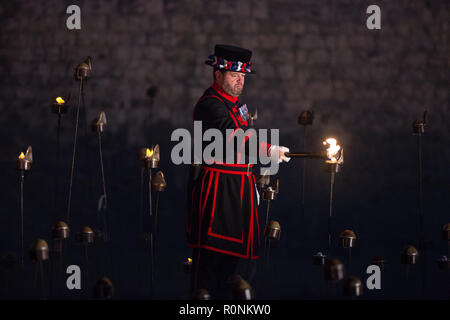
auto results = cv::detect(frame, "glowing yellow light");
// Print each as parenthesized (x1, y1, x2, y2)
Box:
(18, 152, 25, 160)
(56, 97, 65, 104)
(323, 138, 341, 161)
(187, 258, 192, 263)
(146, 148, 154, 158)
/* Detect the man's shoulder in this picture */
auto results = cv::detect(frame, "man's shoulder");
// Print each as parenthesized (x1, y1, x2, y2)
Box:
(195, 88, 227, 110)
(193, 90, 229, 120)
(197, 87, 225, 104)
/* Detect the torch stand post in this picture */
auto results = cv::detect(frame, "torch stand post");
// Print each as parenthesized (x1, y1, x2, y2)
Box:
(417, 133, 424, 243)
(404, 264, 410, 295)
(259, 238, 272, 297)
(259, 198, 272, 296)
(328, 171, 335, 257)
(148, 168, 155, 294)
(153, 192, 160, 284)
(84, 243, 89, 292)
(18, 170, 25, 270)
(33, 260, 46, 299)
(97, 130, 108, 226)
(54, 113, 62, 224)
(154, 193, 160, 241)
(417, 133, 428, 297)
(140, 168, 145, 233)
(265, 200, 271, 227)
(66, 78, 84, 224)
(96, 129, 114, 275)
(57, 239, 64, 294)
(348, 247, 352, 274)
(300, 125, 307, 245)
(412, 112, 428, 297)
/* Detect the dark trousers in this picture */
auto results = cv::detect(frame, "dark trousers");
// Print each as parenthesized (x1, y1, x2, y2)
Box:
(190, 248, 239, 300)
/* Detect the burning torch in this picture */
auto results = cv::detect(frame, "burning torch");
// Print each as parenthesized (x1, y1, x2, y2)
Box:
(323, 138, 344, 256)
(138, 145, 160, 293)
(286, 137, 343, 256)
(16, 146, 33, 269)
(52, 96, 70, 224)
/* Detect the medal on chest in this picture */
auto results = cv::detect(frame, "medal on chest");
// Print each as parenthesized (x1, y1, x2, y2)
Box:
(233, 104, 250, 125)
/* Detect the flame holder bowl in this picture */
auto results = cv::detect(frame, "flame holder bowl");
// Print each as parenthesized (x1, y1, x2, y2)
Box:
(325, 160, 342, 174)
(16, 159, 32, 171)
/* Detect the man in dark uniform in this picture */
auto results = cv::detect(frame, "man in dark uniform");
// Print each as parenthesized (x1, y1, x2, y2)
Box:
(186, 44, 290, 299)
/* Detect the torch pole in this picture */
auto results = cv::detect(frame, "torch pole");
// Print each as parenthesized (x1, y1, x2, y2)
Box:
(328, 171, 335, 257)
(265, 200, 271, 227)
(148, 168, 154, 293)
(448, 241, 450, 299)
(58, 239, 63, 293)
(152, 191, 160, 293)
(19, 170, 25, 270)
(260, 199, 271, 296)
(33, 261, 38, 288)
(447, 240, 450, 259)
(84, 244, 89, 291)
(348, 247, 352, 274)
(260, 237, 269, 296)
(140, 168, 144, 233)
(97, 129, 114, 274)
(417, 133, 424, 244)
(66, 78, 83, 224)
(300, 126, 307, 244)
(150, 233, 154, 294)
(417, 132, 428, 297)
(97, 131, 108, 212)
(54, 113, 62, 223)
(148, 168, 153, 219)
(264, 239, 272, 296)
(39, 260, 45, 299)
(154, 192, 160, 244)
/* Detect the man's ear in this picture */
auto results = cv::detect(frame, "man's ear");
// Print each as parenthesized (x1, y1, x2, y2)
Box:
(214, 70, 222, 81)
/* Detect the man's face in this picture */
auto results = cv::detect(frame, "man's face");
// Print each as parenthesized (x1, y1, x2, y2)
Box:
(215, 70, 246, 97)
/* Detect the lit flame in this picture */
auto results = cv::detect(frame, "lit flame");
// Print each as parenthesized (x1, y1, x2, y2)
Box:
(323, 138, 341, 162)
(56, 97, 65, 104)
(145, 148, 154, 158)
(18, 152, 25, 160)
(187, 258, 192, 264)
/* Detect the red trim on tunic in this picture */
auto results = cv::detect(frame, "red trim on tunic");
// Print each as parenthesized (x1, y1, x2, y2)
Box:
(252, 174, 260, 245)
(240, 174, 244, 208)
(203, 162, 254, 168)
(188, 244, 259, 260)
(203, 166, 253, 176)
(228, 110, 239, 128)
(248, 175, 254, 257)
(207, 171, 244, 244)
(252, 175, 261, 244)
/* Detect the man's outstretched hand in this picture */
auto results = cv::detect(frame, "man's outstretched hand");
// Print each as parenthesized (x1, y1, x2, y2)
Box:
(268, 145, 291, 163)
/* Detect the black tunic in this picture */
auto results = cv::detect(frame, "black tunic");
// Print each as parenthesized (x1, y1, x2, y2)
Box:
(186, 82, 270, 259)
